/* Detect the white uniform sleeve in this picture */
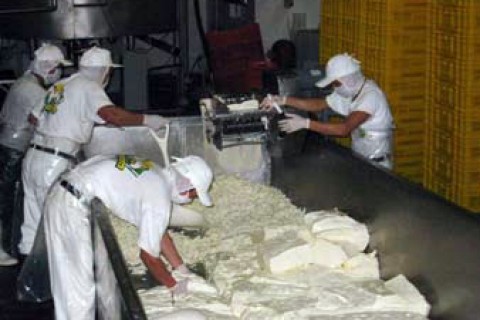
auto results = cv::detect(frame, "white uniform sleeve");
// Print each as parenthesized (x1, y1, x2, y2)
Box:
(137, 201, 171, 258)
(326, 92, 351, 116)
(30, 94, 46, 119)
(83, 81, 113, 124)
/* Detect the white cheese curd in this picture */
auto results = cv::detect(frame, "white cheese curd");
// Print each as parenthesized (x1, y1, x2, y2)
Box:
(304, 210, 370, 256)
(109, 175, 430, 319)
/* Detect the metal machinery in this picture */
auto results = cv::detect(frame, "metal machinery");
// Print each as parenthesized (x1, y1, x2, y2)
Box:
(0, 0, 177, 40)
(200, 94, 274, 150)
(0, 0, 189, 112)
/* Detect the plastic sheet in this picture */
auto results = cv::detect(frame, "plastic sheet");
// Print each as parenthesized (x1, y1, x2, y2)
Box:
(84, 118, 271, 185)
(20, 148, 72, 254)
(351, 129, 393, 170)
(20, 133, 79, 254)
(17, 215, 51, 302)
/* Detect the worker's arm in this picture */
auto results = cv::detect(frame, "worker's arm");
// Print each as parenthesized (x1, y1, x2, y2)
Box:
(97, 105, 143, 126)
(140, 249, 176, 288)
(285, 96, 329, 113)
(309, 110, 370, 137)
(28, 113, 38, 126)
(98, 105, 169, 130)
(159, 233, 183, 270)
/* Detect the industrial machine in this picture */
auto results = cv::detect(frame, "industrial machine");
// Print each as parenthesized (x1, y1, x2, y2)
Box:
(200, 94, 276, 150)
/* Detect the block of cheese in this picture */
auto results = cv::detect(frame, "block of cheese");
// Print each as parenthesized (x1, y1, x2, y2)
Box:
(304, 211, 369, 256)
(229, 279, 313, 317)
(373, 274, 431, 315)
(226, 99, 259, 111)
(258, 231, 348, 274)
(338, 252, 380, 280)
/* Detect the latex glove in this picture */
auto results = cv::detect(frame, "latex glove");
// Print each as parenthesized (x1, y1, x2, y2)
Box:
(170, 278, 189, 296)
(260, 94, 286, 112)
(172, 264, 194, 279)
(177, 264, 193, 276)
(278, 113, 310, 133)
(143, 114, 169, 131)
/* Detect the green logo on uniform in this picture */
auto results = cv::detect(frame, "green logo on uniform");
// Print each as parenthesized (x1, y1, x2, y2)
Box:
(43, 83, 65, 114)
(115, 155, 153, 177)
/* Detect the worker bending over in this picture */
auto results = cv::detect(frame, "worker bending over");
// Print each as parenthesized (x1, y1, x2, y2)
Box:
(42, 154, 213, 319)
(261, 53, 394, 170)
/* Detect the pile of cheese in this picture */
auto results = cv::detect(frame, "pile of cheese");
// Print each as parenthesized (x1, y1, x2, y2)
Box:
(110, 175, 430, 320)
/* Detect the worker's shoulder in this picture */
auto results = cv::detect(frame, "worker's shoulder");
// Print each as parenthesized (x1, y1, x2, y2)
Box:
(63, 73, 102, 91)
(360, 80, 387, 99)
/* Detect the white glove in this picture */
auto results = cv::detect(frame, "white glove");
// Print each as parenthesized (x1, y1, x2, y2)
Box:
(170, 278, 189, 296)
(260, 94, 286, 112)
(172, 264, 194, 279)
(143, 114, 169, 131)
(278, 113, 310, 133)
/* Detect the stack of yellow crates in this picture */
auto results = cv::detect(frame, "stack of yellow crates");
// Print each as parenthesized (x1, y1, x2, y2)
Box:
(320, 0, 429, 183)
(425, 1, 480, 211)
(320, 0, 363, 148)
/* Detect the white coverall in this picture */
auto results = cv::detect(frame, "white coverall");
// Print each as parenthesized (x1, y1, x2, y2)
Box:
(326, 80, 394, 169)
(19, 73, 112, 255)
(0, 71, 46, 261)
(0, 71, 46, 152)
(44, 155, 172, 320)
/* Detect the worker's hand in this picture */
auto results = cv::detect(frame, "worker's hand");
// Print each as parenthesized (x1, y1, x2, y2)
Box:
(260, 94, 286, 112)
(279, 113, 310, 133)
(170, 278, 189, 296)
(172, 264, 194, 279)
(143, 114, 169, 131)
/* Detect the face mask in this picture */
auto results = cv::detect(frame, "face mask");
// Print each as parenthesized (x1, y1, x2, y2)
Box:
(335, 72, 365, 99)
(43, 68, 61, 86)
(334, 82, 357, 98)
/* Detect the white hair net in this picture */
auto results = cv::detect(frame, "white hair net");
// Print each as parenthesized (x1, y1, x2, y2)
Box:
(79, 65, 110, 88)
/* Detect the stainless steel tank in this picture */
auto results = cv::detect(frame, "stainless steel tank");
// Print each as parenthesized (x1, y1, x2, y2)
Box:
(0, 0, 176, 39)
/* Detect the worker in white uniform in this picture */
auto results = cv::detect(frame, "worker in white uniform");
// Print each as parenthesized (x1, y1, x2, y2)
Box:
(19, 46, 168, 256)
(43, 154, 213, 320)
(261, 53, 394, 170)
(0, 44, 71, 266)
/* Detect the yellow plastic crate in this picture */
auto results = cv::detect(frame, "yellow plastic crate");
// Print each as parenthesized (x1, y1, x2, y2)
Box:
(429, 2, 480, 35)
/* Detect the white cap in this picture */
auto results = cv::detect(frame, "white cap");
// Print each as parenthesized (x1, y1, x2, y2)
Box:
(315, 53, 361, 88)
(79, 46, 122, 68)
(171, 156, 213, 207)
(34, 44, 73, 66)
